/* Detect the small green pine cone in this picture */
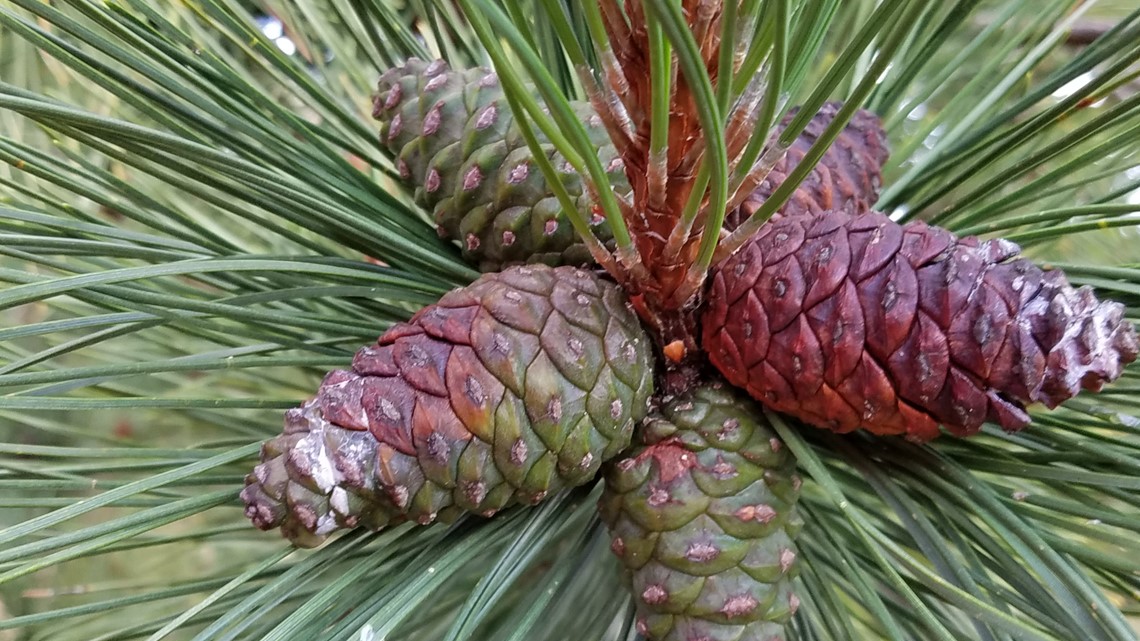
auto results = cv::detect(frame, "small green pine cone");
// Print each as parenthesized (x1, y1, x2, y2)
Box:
(242, 264, 655, 547)
(599, 383, 803, 641)
(372, 58, 627, 272)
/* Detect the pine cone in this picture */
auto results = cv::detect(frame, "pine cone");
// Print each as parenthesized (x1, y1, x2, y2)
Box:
(724, 102, 889, 231)
(242, 265, 655, 547)
(704, 209, 1139, 442)
(372, 59, 627, 272)
(599, 383, 803, 641)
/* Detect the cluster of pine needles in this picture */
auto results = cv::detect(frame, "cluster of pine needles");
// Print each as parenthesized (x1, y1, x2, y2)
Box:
(1, 1, 1140, 640)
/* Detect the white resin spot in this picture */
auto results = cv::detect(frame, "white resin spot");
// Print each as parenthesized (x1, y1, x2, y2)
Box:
(610, 399, 623, 419)
(330, 487, 350, 516)
(641, 585, 668, 605)
(507, 163, 529, 183)
(647, 486, 670, 507)
(721, 594, 758, 618)
(425, 168, 441, 193)
(475, 104, 498, 130)
(379, 398, 401, 421)
(314, 513, 339, 535)
(293, 432, 339, 493)
(422, 103, 443, 136)
(685, 541, 720, 562)
(383, 84, 402, 110)
(387, 113, 402, 142)
(424, 72, 448, 92)
(463, 166, 483, 191)
(779, 548, 797, 573)
(511, 439, 528, 465)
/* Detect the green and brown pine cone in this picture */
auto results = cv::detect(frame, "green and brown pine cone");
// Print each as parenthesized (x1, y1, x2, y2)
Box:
(724, 101, 889, 231)
(704, 209, 1139, 442)
(242, 264, 654, 547)
(599, 383, 803, 641)
(372, 58, 627, 272)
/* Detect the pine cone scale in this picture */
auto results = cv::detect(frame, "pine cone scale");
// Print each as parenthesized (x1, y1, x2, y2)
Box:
(365, 376, 418, 452)
(470, 316, 537, 398)
(395, 338, 448, 396)
(800, 227, 851, 309)
(806, 280, 865, 386)
(445, 344, 504, 442)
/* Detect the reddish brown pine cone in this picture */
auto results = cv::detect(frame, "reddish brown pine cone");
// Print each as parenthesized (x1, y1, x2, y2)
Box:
(724, 102, 890, 231)
(703, 209, 1138, 442)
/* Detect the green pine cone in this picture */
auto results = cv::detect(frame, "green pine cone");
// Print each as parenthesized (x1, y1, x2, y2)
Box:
(599, 383, 803, 641)
(242, 264, 655, 547)
(372, 58, 627, 272)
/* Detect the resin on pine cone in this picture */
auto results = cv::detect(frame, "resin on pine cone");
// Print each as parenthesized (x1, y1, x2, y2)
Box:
(599, 383, 803, 641)
(704, 209, 1139, 442)
(724, 101, 890, 231)
(242, 264, 654, 546)
(372, 58, 627, 271)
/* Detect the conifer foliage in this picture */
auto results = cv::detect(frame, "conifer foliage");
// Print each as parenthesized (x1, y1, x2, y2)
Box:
(2, 1, 1140, 640)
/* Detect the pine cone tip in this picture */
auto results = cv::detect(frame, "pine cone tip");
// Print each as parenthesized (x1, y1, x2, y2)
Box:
(1036, 285, 1137, 404)
(240, 399, 395, 548)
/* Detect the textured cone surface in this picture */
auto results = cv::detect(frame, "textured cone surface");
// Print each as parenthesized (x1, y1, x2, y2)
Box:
(704, 209, 1139, 441)
(242, 265, 654, 546)
(372, 59, 626, 271)
(724, 101, 889, 231)
(599, 384, 803, 641)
